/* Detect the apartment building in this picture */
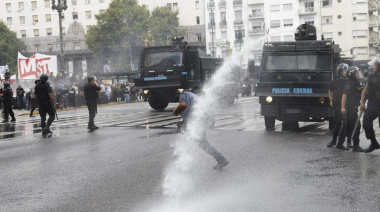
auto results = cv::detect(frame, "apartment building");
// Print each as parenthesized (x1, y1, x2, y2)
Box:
(0, 0, 112, 75)
(138, 0, 206, 49)
(205, 0, 378, 76)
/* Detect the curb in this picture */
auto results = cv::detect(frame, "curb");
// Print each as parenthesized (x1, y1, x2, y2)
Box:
(15, 101, 139, 116)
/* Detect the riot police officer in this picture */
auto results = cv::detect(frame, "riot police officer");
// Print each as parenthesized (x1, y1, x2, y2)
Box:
(35, 74, 56, 135)
(362, 57, 380, 153)
(1, 82, 16, 122)
(327, 63, 348, 147)
(83, 76, 101, 130)
(336, 66, 364, 152)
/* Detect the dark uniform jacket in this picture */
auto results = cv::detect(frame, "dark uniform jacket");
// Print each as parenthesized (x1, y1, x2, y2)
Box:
(16, 88, 25, 97)
(343, 80, 362, 111)
(83, 83, 101, 102)
(367, 73, 380, 107)
(35, 82, 53, 105)
(2, 88, 13, 106)
(329, 78, 346, 109)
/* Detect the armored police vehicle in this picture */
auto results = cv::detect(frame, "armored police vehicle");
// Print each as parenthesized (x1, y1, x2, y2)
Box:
(135, 37, 236, 110)
(255, 24, 344, 130)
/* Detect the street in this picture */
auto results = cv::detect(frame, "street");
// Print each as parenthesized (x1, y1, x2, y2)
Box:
(1, 97, 380, 212)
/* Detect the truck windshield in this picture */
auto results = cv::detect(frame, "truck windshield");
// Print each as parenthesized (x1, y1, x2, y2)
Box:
(265, 53, 330, 71)
(144, 51, 183, 68)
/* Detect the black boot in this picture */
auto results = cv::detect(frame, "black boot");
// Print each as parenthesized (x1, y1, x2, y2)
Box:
(327, 139, 337, 147)
(352, 146, 364, 152)
(336, 139, 349, 150)
(364, 140, 380, 153)
(2, 119, 9, 123)
(44, 126, 53, 134)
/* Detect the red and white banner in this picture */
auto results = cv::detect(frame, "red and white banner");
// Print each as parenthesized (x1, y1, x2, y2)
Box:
(18, 52, 58, 79)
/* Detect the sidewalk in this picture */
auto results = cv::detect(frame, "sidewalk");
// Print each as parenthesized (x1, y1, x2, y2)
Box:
(14, 101, 133, 117)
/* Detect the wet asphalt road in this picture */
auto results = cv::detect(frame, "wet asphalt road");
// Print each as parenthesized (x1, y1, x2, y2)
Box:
(1, 97, 380, 212)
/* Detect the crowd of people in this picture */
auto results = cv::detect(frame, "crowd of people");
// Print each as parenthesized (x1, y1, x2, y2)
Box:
(0, 77, 144, 114)
(327, 57, 380, 153)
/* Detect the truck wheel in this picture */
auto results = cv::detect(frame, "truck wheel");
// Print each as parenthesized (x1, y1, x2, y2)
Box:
(265, 116, 275, 131)
(148, 98, 169, 110)
(328, 118, 334, 130)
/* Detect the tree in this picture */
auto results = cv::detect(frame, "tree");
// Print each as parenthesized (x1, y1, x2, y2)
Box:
(85, 0, 149, 72)
(148, 7, 184, 46)
(85, 0, 183, 73)
(0, 21, 26, 75)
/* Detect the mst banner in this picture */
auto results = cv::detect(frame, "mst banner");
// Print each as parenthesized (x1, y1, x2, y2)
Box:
(18, 52, 58, 79)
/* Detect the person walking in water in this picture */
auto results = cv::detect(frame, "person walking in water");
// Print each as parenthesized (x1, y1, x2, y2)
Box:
(173, 88, 229, 169)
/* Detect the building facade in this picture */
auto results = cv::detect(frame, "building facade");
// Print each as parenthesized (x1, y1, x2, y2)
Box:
(138, 0, 206, 48)
(0, 0, 113, 77)
(205, 0, 378, 76)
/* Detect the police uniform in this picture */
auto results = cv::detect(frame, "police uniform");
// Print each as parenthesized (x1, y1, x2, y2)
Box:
(35, 81, 55, 134)
(327, 77, 346, 146)
(83, 78, 101, 130)
(336, 79, 364, 151)
(363, 72, 380, 153)
(2, 84, 16, 122)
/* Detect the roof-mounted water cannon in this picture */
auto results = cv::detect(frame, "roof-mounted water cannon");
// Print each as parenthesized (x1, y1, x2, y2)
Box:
(171, 36, 187, 47)
(294, 24, 317, 41)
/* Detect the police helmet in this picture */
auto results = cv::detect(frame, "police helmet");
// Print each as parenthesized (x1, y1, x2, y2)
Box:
(337, 63, 349, 77)
(3, 81, 10, 88)
(346, 66, 362, 81)
(40, 74, 48, 82)
(368, 57, 380, 68)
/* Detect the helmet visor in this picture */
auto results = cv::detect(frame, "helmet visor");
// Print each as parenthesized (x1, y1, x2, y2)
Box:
(368, 57, 380, 67)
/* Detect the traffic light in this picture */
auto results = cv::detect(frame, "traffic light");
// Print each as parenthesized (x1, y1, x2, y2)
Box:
(350, 48, 353, 55)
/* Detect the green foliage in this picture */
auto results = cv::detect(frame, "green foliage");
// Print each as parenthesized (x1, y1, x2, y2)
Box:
(85, 0, 183, 72)
(0, 21, 26, 74)
(149, 7, 184, 46)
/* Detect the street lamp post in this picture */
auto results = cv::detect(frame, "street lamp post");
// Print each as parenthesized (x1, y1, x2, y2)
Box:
(210, 10, 215, 58)
(235, 27, 245, 51)
(51, 0, 68, 79)
(235, 27, 245, 76)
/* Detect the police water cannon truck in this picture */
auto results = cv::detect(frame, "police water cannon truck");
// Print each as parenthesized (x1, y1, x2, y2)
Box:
(255, 24, 347, 130)
(135, 36, 236, 110)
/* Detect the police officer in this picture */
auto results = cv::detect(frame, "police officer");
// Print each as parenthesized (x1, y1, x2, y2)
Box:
(336, 66, 364, 152)
(1, 82, 16, 122)
(35, 74, 56, 135)
(327, 63, 348, 148)
(362, 57, 380, 153)
(83, 76, 101, 130)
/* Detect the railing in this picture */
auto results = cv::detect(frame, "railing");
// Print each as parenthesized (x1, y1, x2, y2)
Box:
(249, 12, 264, 18)
(369, 32, 379, 43)
(369, 0, 379, 10)
(247, 0, 264, 4)
(369, 20, 378, 26)
(250, 28, 265, 34)
(299, 7, 315, 14)
(233, 0, 242, 5)
(219, 1, 226, 7)
(234, 39, 244, 44)
(234, 20, 243, 25)
(208, 23, 216, 29)
(207, 2, 215, 8)
(219, 20, 227, 27)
